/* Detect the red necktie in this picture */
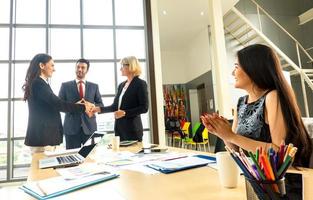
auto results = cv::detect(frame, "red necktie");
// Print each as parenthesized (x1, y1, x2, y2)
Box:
(79, 81, 84, 99)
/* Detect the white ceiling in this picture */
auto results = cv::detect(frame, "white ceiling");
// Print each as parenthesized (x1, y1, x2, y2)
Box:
(157, 0, 238, 51)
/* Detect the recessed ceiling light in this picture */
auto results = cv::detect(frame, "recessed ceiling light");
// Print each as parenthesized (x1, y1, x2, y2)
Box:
(162, 10, 167, 15)
(200, 11, 204, 16)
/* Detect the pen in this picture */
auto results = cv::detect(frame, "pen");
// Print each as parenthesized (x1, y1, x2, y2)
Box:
(283, 144, 293, 162)
(277, 147, 297, 178)
(248, 151, 266, 180)
(163, 155, 188, 161)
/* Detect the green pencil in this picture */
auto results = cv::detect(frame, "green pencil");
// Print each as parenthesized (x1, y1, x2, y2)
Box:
(248, 151, 266, 180)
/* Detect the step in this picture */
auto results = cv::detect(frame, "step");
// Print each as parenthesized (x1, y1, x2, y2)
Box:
(224, 16, 240, 28)
(235, 27, 253, 39)
(241, 33, 259, 45)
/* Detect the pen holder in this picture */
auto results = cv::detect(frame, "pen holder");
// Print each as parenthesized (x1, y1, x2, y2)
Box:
(245, 176, 287, 200)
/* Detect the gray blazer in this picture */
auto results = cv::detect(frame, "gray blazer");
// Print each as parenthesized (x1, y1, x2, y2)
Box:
(59, 80, 103, 137)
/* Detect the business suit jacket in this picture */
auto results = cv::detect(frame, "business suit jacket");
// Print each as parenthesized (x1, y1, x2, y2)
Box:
(100, 76, 148, 141)
(25, 77, 84, 146)
(59, 80, 103, 138)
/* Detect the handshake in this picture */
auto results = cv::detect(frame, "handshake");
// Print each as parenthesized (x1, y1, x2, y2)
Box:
(76, 99, 101, 118)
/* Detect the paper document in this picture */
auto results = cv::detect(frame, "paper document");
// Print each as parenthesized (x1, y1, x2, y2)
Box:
(20, 171, 119, 199)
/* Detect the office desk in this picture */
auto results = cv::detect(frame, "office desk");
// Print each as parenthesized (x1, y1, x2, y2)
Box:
(22, 145, 313, 200)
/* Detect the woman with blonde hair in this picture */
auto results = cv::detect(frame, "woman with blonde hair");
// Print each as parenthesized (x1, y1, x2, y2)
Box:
(95, 56, 148, 141)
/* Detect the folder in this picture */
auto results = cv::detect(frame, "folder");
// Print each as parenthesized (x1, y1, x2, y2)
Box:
(146, 155, 216, 174)
(20, 172, 119, 199)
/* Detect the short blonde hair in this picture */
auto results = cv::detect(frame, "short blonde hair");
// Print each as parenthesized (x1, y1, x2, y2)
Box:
(120, 56, 142, 76)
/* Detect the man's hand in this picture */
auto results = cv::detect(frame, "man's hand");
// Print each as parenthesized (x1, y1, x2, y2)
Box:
(83, 100, 95, 118)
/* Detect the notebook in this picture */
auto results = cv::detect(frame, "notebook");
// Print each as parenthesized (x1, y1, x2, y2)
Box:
(39, 131, 106, 169)
(146, 155, 216, 174)
(20, 171, 119, 200)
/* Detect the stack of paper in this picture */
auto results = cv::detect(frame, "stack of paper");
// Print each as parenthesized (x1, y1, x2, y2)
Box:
(20, 171, 119, 199)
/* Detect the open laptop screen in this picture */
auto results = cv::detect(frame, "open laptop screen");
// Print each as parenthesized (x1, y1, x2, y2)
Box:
(78, 131, 105, 158)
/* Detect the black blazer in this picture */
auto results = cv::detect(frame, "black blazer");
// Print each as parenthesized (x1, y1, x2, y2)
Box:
(59, 80, 103, 138)
(24, 78, 84, 146)
(100, 76, 148, 141)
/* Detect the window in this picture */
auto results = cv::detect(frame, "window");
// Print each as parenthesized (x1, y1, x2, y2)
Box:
(0, 28, 9, 60)
(13, 28, 46, 60)
(13, 63, 28, 98)
(83, 0, 113, 25)
(15, 0, 45, 24)
(115, 0, 144, 26)
(50, 29, 81, 60)
(115, 29, 146, 59)
(50, 0, 80, 25)
(0, 0, 10, 23)
(83, 29, 114, 59)
(0, 64, 9, 98)
(87, 63, 116, 95)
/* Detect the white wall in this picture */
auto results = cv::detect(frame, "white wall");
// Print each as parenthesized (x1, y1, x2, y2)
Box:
(161, 27, 211, 84)
(161, 50, 188, 84)
(186, 27, 212, 82)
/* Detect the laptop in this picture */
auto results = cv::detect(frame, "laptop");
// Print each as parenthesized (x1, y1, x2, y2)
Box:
(119, 140, 138, 147)
(39, 131, 106, 169)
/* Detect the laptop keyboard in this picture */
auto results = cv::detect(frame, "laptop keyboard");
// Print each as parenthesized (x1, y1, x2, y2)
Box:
(57, 154, 81, 164)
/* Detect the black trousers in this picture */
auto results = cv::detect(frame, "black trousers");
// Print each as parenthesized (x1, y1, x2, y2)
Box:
(65, 128, 90, 149)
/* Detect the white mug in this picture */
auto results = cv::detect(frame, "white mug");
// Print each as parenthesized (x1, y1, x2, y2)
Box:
(112, 136, 120, 151)
(216, 151, 239, 188)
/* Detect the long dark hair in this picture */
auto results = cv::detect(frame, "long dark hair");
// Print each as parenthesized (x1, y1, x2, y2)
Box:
(237, 44, 312, 167)
(22, 54, 52, 101)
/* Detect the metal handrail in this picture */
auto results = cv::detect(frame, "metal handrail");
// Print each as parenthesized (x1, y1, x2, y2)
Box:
(250, 0, 313, 63)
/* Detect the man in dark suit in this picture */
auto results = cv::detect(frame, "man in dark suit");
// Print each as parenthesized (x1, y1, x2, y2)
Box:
(59, 59, 103, 149)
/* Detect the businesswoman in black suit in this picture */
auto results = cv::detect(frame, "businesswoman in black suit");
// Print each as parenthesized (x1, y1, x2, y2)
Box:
(95, 56, 149, 141)
(23, 54, 91, 154)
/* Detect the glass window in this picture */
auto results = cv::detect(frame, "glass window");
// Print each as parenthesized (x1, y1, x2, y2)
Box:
(0, 141, 6, 181)
(83, 0, 112, 25)
(0, 102, 8, 138)
(0, 28, 9, 60)
(50, 28, 80, 60)
(83, 29, 114, 59)
(13, 140, 31, 165)
(0, 0, 10, 23)
(115, 0, 144, 26)
(13, 28, 46, 60)
(13, 140, 31, 178)
(15, 0, 45, 24)
(50, 62, 75, 94)
(115, 29, 146, 59)
(97, 97, 115, 131)
(13, 100, 28, 137)
(87, 63, 115, 95)
(13, 63, 28, 98)
(50, 0, 80, 25)
(0, 64, 9, 98)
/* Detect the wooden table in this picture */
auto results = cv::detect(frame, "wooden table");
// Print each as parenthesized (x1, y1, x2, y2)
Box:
(20, 144, 313, 200)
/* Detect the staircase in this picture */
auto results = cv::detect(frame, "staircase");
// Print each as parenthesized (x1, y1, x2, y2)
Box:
(223, 0, 313, 117)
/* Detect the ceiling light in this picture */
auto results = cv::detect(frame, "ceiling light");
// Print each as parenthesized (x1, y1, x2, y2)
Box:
(200, 11, 204, 16)
(162, 10, 167, 15)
